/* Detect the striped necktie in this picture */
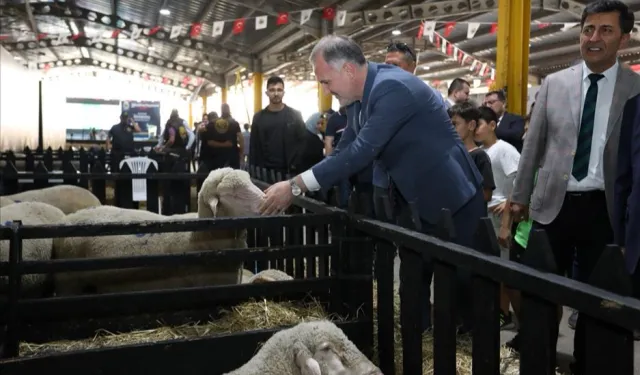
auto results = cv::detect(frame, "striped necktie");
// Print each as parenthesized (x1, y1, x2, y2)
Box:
(572, 73, 604, 181)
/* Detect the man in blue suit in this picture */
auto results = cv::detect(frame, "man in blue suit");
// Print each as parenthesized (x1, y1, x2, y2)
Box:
(260, 35, 485, 331)
(615, 93, 640, 298)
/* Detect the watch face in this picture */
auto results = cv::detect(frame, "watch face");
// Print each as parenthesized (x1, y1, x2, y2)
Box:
(292, 185, 302, 196)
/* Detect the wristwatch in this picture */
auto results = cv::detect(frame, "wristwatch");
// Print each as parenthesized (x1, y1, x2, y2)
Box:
(289, 179, 302, 197)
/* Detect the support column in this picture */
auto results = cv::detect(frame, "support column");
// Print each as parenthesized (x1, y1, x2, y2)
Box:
(251, 58, 263, 113)
(200, 94, 207, 114)
(317, 17, 334, 113)
(188, 101, 193, 128)
(495, 0, 531, 116)
(220, 74, 228, 104)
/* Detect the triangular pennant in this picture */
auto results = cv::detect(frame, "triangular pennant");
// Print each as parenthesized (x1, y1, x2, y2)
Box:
(131, 25, 143, 39)
(470, 60, 478, 71)
(190, 23, 202, 38)
(446, 43, 453, 56)
(490, 23, 498, 34)
(480, 62, 488, 75)
(170, 25, 182, 39)
(423, 21, 436, 42)
(255, 15, 268, 30)
(212, 21, 224, 36)
(441, 39, 447, 54)
(322, 7, 336, 21)
(467, 22, 480, 39)
(53, 33, 68, 46)
(300, 9, 313, 25)
(149, 26, 162, 36)
(490, 68, 495, 80)
(36, 33, 47, 41)
(562, 22, 579, 32)
(232, 19, 245, 35)
(335, 10, 347, 27)
(276, 12, 289, 25)
(111, 29, 121, 38)
(444, 22, 456, 37)
(453, 47, 459, 60)
(417, 22, 424, 40)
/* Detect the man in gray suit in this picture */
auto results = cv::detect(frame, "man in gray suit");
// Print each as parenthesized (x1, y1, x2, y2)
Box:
(510, 1, 640, 373)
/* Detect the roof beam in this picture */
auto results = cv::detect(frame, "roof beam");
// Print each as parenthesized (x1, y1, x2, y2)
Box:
(0, 1, 252, 68)
(2, 38, 223, 86)
(28, 57, 203, 92)
(23, 1, 61, 60)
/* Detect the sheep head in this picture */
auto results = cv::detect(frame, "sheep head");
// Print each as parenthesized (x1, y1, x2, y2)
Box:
(198, 168, 265, 218)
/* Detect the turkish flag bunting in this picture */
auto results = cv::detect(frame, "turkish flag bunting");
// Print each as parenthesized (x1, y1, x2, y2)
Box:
(416, 22, 424, 39)
(36, 33, 47, 40)
(71, 33, 83, 40)
(149, 26, 162, 35)
(276, 12, 289, 25)
(322, 7, 336, 21)
(490, 23, 498, 34)
(446, 43, 453, 56)
(444, 22, 456, 37)
(162, 77, 170, 84)
(232, 19, 245, 35)
(458, 50, 464, 61)
(182, 76, 191, 85)
(435, 35, 441, 49)
(538, 22, 551, 28)
(190, 23, 202, 38)
(143, 73, 150, 80)
(111, 29, 121, 38)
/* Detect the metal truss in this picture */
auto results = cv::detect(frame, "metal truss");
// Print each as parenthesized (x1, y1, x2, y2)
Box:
(27, 57, 203, 92)
(0, 1, 253, 67)
(2, 37, 224, 87)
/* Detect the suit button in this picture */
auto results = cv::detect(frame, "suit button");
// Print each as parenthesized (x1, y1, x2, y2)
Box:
(563, 174, 569, 180)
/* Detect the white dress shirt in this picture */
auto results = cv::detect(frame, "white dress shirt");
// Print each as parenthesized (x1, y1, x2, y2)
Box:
(567, 61, 618, 192)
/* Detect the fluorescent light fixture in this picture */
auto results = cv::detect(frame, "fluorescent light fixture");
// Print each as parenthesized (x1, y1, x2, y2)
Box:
(80, 47, 90, 58)
(148, 46, 155, 51)
(421, 66, 430, 70)
(159, 9, 170, 15)
(69, 21, 79, 35)
(391, 29, 401, 36)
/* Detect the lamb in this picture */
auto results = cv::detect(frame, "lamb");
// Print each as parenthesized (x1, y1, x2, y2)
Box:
(0, 202, 66, 297)
(53, 168, 266, 296)
(0, 196, 14, 207)
(224, 320, 381, 375)
(2, 185, 101, 214)
(246, 269, 294, 284)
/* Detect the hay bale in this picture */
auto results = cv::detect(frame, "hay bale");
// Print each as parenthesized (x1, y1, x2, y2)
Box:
(19, 297, 343, 358)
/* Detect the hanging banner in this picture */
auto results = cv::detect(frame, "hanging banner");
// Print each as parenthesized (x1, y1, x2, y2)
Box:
(121, 100, 161, 136)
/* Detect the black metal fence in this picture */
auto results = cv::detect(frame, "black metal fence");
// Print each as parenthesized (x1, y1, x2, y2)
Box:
(0, 211, 374, 374)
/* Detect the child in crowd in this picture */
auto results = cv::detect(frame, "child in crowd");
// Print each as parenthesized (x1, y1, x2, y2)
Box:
(474, 105, 521, 330)
(448, 102, 495, 211)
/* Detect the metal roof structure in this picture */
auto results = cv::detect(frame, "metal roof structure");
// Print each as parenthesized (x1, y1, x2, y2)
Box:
(2, 0, 640, 95)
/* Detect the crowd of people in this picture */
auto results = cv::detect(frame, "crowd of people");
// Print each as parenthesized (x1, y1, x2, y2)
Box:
(102, 1, 640, 373)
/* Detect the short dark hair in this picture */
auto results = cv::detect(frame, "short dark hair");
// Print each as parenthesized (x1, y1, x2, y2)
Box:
(266, 76, 284, 88)
(448, 101, 481, 124)
(447, 78, 470, 96)
(486, 90, 506, 102)
(478, 106, 499, 126)
(581, 0, 634, 34)
(207, 111, 219, 122)
(386, 42, 416, 62)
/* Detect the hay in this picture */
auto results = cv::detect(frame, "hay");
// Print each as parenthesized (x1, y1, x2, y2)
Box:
(19, 297, 341, 358)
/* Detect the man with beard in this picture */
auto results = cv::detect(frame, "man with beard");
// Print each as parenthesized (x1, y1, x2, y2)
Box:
(248, 76, 306, 180)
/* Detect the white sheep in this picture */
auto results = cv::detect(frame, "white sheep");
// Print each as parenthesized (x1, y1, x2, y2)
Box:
(0, 202, 66, 297)
(2, 185, 101, 214)
(242, 269, 255, 283)
(53, 168, 266, 295)
(246, 269, 294, 284)
(0, 196, 14, 207)
(224, 320, 381, 375)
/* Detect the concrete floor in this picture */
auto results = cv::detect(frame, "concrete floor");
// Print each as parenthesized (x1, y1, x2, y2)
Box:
(392, 256, 640, 374)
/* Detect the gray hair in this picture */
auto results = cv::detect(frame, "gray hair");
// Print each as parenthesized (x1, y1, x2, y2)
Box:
(309, 35, 367, 71)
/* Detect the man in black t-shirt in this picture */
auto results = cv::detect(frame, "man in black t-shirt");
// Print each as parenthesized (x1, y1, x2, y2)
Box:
(199, 112, 241, 171)
(106, 111, 141, 153)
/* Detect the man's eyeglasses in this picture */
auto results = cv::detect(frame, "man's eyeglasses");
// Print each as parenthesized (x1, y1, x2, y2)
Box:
(387, 42, 416, 61)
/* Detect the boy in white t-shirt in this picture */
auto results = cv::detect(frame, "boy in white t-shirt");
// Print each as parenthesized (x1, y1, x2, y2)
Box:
(475, 105, 521, 330)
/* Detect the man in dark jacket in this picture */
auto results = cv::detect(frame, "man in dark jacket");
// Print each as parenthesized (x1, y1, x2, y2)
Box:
(483, 90, 526, 152)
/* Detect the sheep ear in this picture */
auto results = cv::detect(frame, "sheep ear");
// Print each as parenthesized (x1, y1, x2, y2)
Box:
(294, 343, 321, 375)
(208, 197, 219, 216)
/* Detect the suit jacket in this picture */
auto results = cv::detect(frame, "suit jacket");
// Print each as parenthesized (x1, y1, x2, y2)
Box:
(615, 93, 640, 273)
(496, 112, 525, 152)
(311, 62, 483, 224)
(512, 62, 640, 225)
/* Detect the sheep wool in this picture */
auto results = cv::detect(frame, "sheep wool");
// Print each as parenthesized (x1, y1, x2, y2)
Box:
(224, 320, 381, 375)
(3, 185, 101, 214)
(54, 168, 266, 296)
(0, 196, 14, 207)
(246, 269, 294, 284)
(0, 202, 66, 296)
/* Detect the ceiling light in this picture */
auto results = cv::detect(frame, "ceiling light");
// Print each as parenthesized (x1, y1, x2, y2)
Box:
(13, 55, 21, 60)
(159, 9, 170, 16)
(148, 46, 155, 51)
(421, 66, 430, 70)
(392, 30, 401, 36)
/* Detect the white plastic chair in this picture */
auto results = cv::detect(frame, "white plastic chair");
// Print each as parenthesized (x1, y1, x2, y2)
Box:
(119, 157, 158, 202)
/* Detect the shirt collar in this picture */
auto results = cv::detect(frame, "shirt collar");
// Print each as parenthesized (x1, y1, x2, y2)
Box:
(582, 60, 618, 83)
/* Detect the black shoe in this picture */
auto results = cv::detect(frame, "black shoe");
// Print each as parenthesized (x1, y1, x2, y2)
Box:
(505, 333, 520, 353)
(568, 310, 578, 330)
(500, 310, 516, 331)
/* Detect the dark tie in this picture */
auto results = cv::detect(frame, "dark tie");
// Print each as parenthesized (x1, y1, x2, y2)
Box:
(572, 73, 604, 181)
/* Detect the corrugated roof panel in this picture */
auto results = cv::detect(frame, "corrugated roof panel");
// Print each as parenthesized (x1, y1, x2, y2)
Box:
(74, 0, 113, 15)
(117, 0, 165, 26)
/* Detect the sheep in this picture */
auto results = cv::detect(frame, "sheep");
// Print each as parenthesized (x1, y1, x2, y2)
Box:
(224, 320, 382, 375)
(0, 202, 66, 297)
(0, 196, 14, 207)
(2, 185, 101, 214)
(246, 269, 294, 284)
(53, 168, 266, 296)
(242, 269, 255, 283)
